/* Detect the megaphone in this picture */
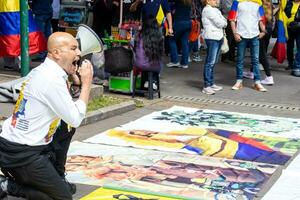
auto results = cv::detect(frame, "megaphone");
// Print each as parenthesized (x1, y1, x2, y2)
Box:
(76, 24, 103, 57)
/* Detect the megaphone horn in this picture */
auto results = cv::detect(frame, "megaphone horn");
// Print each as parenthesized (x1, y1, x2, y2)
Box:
(76, 24, 103, 57)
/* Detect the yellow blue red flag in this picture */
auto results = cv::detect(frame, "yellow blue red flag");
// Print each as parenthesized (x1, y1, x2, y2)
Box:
(271, 0, 288, 63)
(0, 0, 46, 57)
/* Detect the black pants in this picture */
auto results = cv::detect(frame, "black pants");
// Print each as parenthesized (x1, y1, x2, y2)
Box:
(2, 122, 75, 200)
(259, 32, 272, 77)
(287, 29, 296, 68)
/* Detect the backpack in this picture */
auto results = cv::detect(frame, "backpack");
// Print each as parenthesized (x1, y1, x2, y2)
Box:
(189, 19, 200, 42)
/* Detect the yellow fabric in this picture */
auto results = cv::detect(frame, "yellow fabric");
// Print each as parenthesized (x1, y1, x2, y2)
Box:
(107, 129, 185, 149)
(188, 132, 239, 159)
(0, 0, 20, 12)
(80, 187, 175, 200)
(278, 0, 289, 39)
(156, 5, 165, 25)
(287, 2, 300, 25)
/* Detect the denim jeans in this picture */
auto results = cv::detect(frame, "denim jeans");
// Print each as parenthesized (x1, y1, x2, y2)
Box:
(203, 39, 223, 87)
(189, 39, 199, 53)
(293, 33, 300, 72)
(236, 37, 260, 82)
(169, 20, 191, 65)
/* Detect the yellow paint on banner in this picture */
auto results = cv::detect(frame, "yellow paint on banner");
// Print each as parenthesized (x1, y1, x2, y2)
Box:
(0, 0, 20, 12)
(80, 187, 175, 200)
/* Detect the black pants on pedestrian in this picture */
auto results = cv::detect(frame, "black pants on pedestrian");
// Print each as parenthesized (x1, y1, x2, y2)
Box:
(2, 122, 75, 200)
(287, 29, 296, 68)
(259, 32, 272, 77)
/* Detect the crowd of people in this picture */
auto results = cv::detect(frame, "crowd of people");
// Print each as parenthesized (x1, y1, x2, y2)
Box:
(0, 0, 299, 199)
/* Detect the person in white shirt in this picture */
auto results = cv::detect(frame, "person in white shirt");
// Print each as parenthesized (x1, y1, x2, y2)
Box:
(0, 32, 93, 200)
(228, 0, 267, 92)
(201, 0, 227, 95)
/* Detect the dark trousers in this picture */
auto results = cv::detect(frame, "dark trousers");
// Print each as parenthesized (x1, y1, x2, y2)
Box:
(2, 122, 75, 200)
(287, 29, 296, 67)
(259, 33, 272, 77)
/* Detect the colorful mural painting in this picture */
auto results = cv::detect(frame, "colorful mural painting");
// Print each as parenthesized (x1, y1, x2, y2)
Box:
(70, 106, 300, 199)
(67, 142, 277, 200)
(85, 127, 293, 165)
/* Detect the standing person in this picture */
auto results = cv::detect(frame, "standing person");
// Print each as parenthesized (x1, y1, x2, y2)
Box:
(229, 0, 268, 92)
(189, 0, 203, 62)
(284, 0, 300, 70)
(201, 0, 227, 95)
(243, 0, 276, 85)
(51, 0, 60, 32)
(31, 0, 53, 61)
(134, 17, 164, 90)
(220, 0, 236, 63)
(0, 32, 93, 199)
(166, 0, 192, 69)
(290, 4, 300, 77)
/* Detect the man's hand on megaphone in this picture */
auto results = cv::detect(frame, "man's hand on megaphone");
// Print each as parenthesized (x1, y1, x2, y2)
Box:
(78, 59, 93, 87)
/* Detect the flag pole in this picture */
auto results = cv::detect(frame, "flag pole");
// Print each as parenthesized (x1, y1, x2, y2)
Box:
(20, 0, 30, 77)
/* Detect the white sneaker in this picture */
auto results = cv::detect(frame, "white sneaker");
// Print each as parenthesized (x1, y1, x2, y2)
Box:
(261, 76, 274, 85)
(180, 65, 188, 69)
(144, 81, 158, 90)
(243, 71, 254, 79)
(202, 87, 215, 95)
(211, 84, 223, 91)
(166, 62, 180, 68)
(192, 55, 203, 62)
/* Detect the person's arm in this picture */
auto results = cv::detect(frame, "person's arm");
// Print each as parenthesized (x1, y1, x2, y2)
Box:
(206, 7, 227, 28)
(166, 12, 174, 35)
(77, 60, 93, 106)
(230, 20, 241, 42)
(258, 20, 266, 39)
(130, 0, 141, 12)
(41, 60, 93, 128)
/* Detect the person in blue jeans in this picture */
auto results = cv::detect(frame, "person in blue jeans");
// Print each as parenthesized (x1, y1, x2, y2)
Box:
(166, 0, 192, 69)
(201, 0, 227, 95)
(228, 0, 267, 92)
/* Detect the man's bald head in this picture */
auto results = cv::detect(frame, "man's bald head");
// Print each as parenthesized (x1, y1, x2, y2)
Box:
(47, 32, 77, 53)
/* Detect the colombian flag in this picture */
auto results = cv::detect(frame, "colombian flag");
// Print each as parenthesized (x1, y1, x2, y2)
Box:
(0, 0, 46, 57)
(271, 0, 288, 64)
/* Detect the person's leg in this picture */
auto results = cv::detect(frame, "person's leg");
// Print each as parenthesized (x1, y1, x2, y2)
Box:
(51, 121, 76, 177)
(4, 155, 72, 200)
(168, 36, 179, 64)
(235, 38, 247, 81)
(292, 34, 300, 77)
(180, 30, 191, 66)
(203, 40, 220, 87)
(250, 37, 261, 82)
(210, 39, 223, 86)
(286, 29, 295, 69)
(259, 34, 272, 77)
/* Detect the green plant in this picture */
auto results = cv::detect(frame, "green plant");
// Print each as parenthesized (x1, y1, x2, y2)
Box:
(87, 95, 126, 112)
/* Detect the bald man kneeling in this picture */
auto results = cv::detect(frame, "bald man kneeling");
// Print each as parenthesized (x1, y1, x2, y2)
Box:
(0, 32, 93, 200)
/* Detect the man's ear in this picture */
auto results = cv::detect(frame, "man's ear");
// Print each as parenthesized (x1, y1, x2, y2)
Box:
(51, 48, 61, 59)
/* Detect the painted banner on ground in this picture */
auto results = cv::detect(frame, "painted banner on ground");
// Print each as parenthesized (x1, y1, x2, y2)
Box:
(67, 141, 277, 200)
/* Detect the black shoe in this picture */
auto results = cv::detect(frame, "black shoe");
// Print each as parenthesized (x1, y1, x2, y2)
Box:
(291, 70, 300, 77)
(0, 175, 7, 199)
